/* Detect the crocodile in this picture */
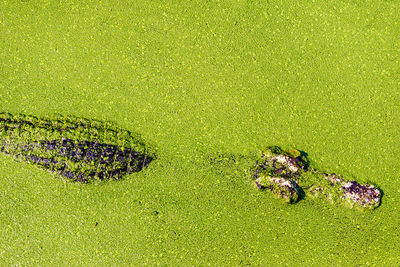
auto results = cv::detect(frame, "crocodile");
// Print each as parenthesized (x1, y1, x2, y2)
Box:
(0, 112, 382, 209)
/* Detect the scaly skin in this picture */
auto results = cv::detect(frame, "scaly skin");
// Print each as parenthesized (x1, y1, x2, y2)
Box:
(253, 146, 381, 210)
(0, 112, 155, 182)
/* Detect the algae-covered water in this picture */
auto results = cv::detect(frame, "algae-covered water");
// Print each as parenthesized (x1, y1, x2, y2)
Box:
(0, 1, 399, 265)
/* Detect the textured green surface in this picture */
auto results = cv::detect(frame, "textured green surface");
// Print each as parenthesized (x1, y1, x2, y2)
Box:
(0, 0, 399, 265)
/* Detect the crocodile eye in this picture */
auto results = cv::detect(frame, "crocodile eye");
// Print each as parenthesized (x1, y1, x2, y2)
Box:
(287, 149, 301, 158)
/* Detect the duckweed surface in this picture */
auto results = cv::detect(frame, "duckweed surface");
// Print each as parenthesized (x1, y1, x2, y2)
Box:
(0, 0, 399, 265)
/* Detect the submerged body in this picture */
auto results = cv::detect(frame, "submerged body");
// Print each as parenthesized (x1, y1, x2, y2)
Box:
(0, 112, 155, 182)
(253, 146, 381, 210)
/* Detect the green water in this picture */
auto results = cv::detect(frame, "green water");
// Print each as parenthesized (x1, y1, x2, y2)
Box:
(0, 0, 399, 265)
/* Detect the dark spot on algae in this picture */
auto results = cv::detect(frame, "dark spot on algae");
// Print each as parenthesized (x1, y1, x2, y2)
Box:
(253, 146, 382, 210)
(0, 112, 156, 183)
